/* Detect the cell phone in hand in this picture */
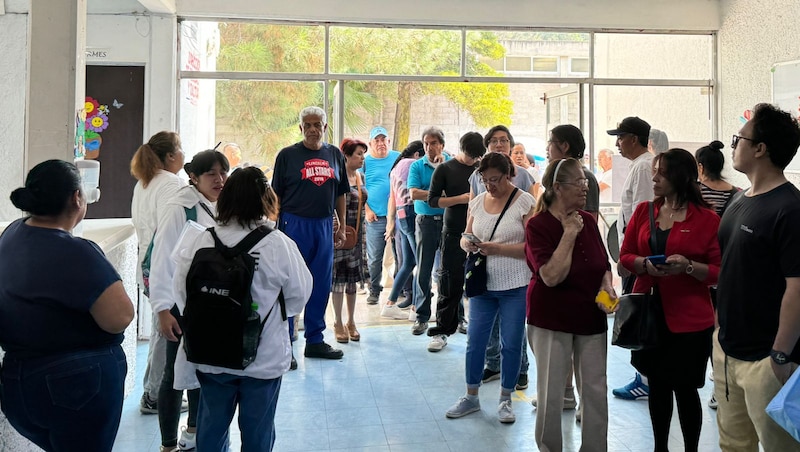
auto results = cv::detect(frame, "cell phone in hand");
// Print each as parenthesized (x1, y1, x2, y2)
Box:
(461, 233, 481, 243)
(646, 254, 667, 265)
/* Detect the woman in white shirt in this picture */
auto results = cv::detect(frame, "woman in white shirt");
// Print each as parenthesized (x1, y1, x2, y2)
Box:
(149, 149, 229, 452)
(446, 152, 536, 424)
(130, 131, 185, 414)
(173, 167, 311, 451)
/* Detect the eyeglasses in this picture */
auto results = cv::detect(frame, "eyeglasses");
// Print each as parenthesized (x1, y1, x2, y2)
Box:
(480, 175, 503, 185)
(488, 138, 510, 146)
(559, 178, 589, 188)
(731, 134, 755, 149)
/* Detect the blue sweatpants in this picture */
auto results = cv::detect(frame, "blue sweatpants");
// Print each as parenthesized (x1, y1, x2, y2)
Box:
(279, 212, 333, 345)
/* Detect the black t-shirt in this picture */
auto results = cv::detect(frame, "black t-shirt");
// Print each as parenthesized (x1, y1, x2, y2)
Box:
(271, 142, 349, 218)
(717, 183, 800, 362)
(428, 158, 476, 234)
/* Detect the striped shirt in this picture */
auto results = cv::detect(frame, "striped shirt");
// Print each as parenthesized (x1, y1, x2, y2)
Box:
(700, 183, 738, 216)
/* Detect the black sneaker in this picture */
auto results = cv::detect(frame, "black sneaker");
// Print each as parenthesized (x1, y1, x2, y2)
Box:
(457, 320, 468, 334)
(366, 293, 380, 305)
(481, 368, 501, 383)
(515, 373, 529, 390)
(140, 393, 158, 414)
(304, 342, 344, 359)
(411, 321, 428, 335)
(290, 353, 298, 370)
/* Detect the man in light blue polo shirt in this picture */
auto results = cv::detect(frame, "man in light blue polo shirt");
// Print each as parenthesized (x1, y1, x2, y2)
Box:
(407, 126, 450, 336)
(362, 126, 401, 304)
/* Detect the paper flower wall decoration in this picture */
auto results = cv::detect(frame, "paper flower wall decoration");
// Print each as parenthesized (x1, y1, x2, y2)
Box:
(84, 96, 116, 159)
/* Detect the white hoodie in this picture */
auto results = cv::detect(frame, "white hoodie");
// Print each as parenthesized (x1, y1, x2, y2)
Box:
(172, 220, 311, 380)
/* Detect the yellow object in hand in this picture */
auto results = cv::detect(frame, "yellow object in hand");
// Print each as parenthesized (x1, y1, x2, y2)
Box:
(596, 290, 618, 310)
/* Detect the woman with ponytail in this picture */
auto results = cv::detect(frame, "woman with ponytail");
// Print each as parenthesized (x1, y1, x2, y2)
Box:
(130, 131, 186, 415)
(695, 140, 739, 216)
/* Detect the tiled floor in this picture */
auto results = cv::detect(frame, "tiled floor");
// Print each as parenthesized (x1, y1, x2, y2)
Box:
(113, 292, 722, 452)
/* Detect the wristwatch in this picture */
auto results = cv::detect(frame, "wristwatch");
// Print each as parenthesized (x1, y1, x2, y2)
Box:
(770, 349, 789, 365)
(685, 259, 694, 275)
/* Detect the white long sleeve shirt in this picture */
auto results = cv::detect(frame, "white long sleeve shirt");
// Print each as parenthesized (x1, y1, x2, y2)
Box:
(148, 185, 216, 314)
(173, 221, 312, 380)
(131, 170, 185, 285)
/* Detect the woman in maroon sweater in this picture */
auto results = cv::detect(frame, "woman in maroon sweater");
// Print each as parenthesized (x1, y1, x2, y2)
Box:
(526, 158, 616, 452)
(619, 148, 720, 452)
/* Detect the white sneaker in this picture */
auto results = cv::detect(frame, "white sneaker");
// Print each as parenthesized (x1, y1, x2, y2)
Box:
(427, 334, 447, 352)
(381, 303, 408, 320)
(498, 399, 516, 423)
(178, 426, 196, 450)
(408, 308, 416, 322)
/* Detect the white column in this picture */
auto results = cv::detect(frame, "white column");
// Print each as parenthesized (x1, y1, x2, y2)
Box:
(25, 0, 87, 170)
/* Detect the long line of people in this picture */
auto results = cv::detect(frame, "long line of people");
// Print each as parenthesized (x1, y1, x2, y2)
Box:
(2, 104, 798, 452)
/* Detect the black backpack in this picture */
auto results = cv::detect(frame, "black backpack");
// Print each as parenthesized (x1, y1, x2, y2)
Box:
(183, 225, 286, 370)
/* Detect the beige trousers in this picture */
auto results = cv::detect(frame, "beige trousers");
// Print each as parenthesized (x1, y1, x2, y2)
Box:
(712, 330, 800, 451)
(530, 326, 608, 452)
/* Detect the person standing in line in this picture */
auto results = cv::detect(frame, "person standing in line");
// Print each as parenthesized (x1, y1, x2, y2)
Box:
(445, 153, 536, 424)
(511, 142, 541, 194)
(272, 106, 349, 361)
(173, 167, 312, 452)
(425, 132, 486, 352)
(362, 126, 401, 304)
(597, 148, 613, 204)
(471, 125, 535, 391)
(130, 131, 186, 415)
(0, 160, 134, 452)
(607, 116, 655, 401)
(620, 149, 721, 452)
(330, 138, 368, 343)
(715, 103, 800, 451)
(648, 129, 670, 155)
(407, 127, 449, 336)
(150, 150, 230, 452)
(696, 140, 740, 217)
(382, 141, 425, 319)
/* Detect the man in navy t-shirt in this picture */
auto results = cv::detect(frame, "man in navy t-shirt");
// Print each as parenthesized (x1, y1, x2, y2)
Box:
(272, 106, 349, 360)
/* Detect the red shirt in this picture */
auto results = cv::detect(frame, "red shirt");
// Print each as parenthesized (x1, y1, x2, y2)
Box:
(619, 201, 720, 333)
(526, 210, 610, 335)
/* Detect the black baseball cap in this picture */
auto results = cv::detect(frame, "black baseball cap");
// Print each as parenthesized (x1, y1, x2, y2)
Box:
(607, 117, 651, 141)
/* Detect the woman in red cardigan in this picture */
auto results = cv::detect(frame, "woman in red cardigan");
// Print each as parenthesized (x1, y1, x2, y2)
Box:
(619, 148, 721, 452)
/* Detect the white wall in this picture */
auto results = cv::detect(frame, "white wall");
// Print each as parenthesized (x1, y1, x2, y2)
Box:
(0, 11, 28, 221)
(178, 0, 720, 30)
(718, 0, 800, 186)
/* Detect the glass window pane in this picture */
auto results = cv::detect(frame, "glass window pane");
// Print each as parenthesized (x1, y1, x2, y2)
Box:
(570, 58, 589, 74)
(466, 31, 590, 78)
(594, 33, 712, 79)
(179, 79, 324, 171)
(329, 27, 461, 75)
(181, 21, 325, 73)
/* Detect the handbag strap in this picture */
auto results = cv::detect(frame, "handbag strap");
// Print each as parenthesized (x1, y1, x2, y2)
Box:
(648, 201, 657, 254)
(353, 172, 363, 236)
(488, 187, 519, 241)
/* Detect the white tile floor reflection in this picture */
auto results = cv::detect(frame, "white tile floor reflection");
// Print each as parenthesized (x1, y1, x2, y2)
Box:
(113, 295, 721, 452)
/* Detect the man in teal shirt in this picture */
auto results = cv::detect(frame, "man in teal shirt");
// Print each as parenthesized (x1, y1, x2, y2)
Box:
(362, 126, 401, 304)
(407, 126, 450, 336)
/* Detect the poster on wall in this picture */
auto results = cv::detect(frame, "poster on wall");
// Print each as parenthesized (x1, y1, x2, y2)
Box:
(772, 60, 800, 171)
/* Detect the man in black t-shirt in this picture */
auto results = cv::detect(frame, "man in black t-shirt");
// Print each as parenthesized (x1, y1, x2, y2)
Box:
(425, 132, 486, 352)
(715, 103, 800, 451)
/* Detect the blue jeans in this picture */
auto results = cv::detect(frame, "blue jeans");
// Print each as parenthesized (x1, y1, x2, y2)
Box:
(485, 315, 530, 375)
(0, 345, 127, 452)
(365, 217, 388, 296)
(389, 211, 417, 302)
(413, 215, 443, 322)
(196, 372, 282, 452)
(465, 287, 527, 393)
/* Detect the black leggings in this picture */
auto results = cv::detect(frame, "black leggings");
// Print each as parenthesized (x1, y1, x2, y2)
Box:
(648, 376, 702, 452)
(159, 329, 200, 447)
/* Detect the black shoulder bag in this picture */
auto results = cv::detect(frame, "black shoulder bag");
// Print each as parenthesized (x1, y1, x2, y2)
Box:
(464, 187, 519, 298)
(612, 202, 665, 350)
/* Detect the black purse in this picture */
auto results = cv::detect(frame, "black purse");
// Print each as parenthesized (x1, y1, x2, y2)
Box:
(464, 188, 518, 298)
(612, 202, 665, 350)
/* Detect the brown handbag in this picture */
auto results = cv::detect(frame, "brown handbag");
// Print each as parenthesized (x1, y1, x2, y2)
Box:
(335, 173, 362, 250)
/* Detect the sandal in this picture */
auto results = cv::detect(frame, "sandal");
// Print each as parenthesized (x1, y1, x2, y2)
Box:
(347, 323, 360, 341)
(334, 323, 349, 344)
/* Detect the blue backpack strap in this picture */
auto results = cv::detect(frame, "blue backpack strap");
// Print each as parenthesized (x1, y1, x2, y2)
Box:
(184, 206, 197, 222)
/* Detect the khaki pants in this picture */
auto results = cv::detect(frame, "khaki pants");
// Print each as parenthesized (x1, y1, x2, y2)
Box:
(712, 330, 800, 452)
(530, 326, 608, 452)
